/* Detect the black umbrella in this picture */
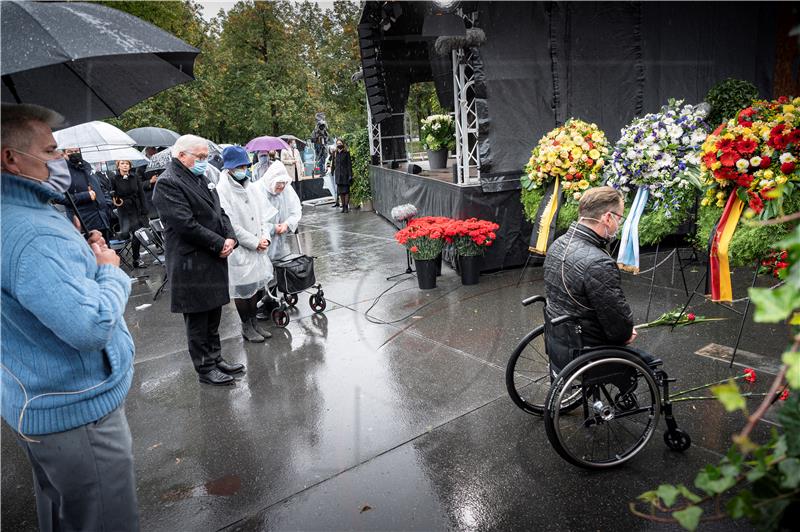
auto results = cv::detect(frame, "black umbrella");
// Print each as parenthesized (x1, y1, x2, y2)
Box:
(279, 134, 307, 148)
(1, 1, 199, 126)
(126, 127, 180, 147)
(146, 141, 222, 172)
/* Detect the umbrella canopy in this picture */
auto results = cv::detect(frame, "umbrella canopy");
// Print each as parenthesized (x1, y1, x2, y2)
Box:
(1, 1, 199, 126)
(126, 127, 180, 147)
(245, 136, 290, 152)
(54, 121, 136, 150)
(79, 146, 149, 166)
(279, 134, 307, 148)
(146, 141, 221, 172)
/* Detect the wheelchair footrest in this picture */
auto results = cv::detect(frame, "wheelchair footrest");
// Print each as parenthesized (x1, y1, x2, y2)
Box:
(647, 358, 663, 368)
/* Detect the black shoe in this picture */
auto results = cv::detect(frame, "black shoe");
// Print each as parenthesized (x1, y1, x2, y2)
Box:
(198, 368, 235, 385)
(332, 203, 340, 208)
(134, 259, 146, 268)
(217, 359, 245, 374)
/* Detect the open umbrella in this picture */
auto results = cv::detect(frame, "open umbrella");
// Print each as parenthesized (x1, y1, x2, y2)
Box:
(126, 127, 180, 147)
(79, 146, 149, 166)
(54, 121, 136, 150)
(245, 135, 290, 152)
(279, 134, 307, 148)
(1, 1, 199, 126)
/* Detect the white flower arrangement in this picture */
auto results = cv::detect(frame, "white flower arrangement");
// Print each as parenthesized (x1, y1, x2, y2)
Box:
(604, 99, 709, 217)
(420, 114, 455, 152)
(391, 203, 418, 222)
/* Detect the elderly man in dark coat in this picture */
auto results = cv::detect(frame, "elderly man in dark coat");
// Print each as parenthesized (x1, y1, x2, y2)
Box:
(152, 134, 243, 386)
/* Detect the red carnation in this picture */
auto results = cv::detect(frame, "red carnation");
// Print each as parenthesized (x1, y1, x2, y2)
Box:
(735, 139, 757, 154)
(410, 245, 418, 253)
(788, 129, 800, 145)
(781, 161, 796, 174)
(779, 389, 790, 401)
(778, 96, 790, 104)
(759, 156, 771, 168)
(748, 192, 764, 214)
(735, 174, 754, 188)
(686, 313, 696, 322)
(743, 368, 757, 383)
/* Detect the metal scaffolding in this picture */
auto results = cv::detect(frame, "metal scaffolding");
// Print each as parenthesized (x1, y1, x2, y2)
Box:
(451, 13, 480, 185)
(366, 101, 382, 165)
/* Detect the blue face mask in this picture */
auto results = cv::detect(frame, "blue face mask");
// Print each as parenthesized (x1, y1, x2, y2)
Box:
(190, 160, 208, 176)
(232, 169, 249, 182)
(13, 150, 72, 194)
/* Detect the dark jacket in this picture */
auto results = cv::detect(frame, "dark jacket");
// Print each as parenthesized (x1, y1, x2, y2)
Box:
(543, 222, 634, 358)
(152, 159, 237, 314)
(332, 149, 352, 186)
(112, 171, 148, 234)
(64, 158, 111, 233)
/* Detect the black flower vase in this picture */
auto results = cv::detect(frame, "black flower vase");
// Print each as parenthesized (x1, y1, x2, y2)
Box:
(435, 253, 443, 276)
(459, 254, 481, 285)
(415, 258, 437, 289)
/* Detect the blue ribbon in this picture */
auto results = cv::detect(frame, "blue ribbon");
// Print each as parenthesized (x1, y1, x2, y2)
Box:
(616, 187, 649, 273)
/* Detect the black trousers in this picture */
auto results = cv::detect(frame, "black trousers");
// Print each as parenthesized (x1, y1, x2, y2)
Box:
(183, 307, 223, 373)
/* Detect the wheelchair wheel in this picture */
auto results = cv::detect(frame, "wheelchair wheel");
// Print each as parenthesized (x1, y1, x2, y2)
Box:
(271, 307, 290, 328)
(544, 350, 661, 469)
(309, 294, 326, 313)
(284, 293, 298, 307)
(505, 325, 581, 416)
(664, 429, 691, 452)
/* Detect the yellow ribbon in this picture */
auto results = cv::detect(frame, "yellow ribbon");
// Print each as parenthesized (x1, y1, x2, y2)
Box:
(714, 195, 744, 302)
(531, 176, 561, 255)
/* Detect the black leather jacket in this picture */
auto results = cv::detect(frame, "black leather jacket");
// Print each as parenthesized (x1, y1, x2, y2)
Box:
(543, 222, 634, 352)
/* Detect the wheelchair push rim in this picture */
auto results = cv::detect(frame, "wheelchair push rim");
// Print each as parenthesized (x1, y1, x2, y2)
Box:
(545, 354, 661, 469)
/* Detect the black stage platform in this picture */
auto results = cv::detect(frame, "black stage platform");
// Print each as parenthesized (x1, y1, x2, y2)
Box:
(370, 163, 532, 271)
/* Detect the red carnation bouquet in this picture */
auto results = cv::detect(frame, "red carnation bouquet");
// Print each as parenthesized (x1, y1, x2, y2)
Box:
(395, 216, 447, 260)
(443, 218, 500, 256)
(759, 249, 790, 279)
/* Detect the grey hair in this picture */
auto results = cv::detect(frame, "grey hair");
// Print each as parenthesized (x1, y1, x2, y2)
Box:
(171, 134, 208, 158)
(1, 103, 65, 150)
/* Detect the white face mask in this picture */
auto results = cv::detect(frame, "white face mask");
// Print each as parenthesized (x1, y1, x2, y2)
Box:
(11, 149, 72, 194)
(579, 214, 620, 243)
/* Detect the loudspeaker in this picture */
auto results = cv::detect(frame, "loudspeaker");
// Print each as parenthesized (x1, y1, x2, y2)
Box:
(390, 160, 401, 169)
(406, 163, 422, 174)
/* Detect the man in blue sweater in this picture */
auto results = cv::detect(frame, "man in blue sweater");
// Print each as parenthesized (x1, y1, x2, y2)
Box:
(1, 104, 139, 531)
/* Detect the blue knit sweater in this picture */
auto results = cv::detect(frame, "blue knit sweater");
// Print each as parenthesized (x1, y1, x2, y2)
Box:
(1, 173, 134, 435)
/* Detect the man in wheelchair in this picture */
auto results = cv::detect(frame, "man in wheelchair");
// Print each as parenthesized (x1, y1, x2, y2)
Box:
(542, 186, 656, 373)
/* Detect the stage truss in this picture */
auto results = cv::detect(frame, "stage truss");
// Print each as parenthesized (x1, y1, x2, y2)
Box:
(452, 10, 480, 185)
(366, 102, 383, 164)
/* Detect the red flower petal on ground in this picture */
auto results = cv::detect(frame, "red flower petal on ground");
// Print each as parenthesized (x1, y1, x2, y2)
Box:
(686, 313, 696, 321)
(743, 368, 757, 383)
(780, 389, 790, 401)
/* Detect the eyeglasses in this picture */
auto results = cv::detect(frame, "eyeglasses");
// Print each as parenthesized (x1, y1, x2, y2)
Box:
(609, 211, 625, 224)
(185, 151, 209, 161)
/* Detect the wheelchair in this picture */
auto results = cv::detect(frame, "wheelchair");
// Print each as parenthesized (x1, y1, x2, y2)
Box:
(506, 295, 691, 469)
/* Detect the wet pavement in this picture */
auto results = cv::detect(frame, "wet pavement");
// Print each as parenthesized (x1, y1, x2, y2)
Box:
(2, 202, 790, 531)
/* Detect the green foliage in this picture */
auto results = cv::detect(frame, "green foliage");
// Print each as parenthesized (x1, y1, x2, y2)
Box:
(101, 0, 365, 143)
(634, 219, 800, 531)
(695, 194, 799, 267)
(343, 129, 371, 205)
(704, 79, 759, 130)
(520, 187, 580, 233)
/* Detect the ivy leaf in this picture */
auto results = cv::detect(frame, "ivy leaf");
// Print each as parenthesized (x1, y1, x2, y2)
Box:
(711, 380, 746, 413)
(779, 458, 800, 489)
(673, 506, 703, 531)
(726, 490, 754, 519)
(637, 490, 659, 505)
(695, 465, 737, 495)
(778, 395, 800, 456)
(677, 484, 702, 504)
(656, 484, 680, 507)
(749, 285, 800, 323)
(783, 351, 800, 389)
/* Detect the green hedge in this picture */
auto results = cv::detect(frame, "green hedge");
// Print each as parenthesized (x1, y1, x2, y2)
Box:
(342, 129, 371, 205)
(694, 194, 800, 267)
(520, 187, 579, 232)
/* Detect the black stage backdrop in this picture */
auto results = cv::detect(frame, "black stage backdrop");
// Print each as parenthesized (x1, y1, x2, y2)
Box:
(476, 1, 777, 189)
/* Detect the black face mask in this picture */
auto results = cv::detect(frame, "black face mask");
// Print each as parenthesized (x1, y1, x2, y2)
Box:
(336, 145, 343, 151)
(67, 153, 81, 164)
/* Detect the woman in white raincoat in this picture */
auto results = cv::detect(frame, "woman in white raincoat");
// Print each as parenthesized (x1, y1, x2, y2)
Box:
(216, 146, 277, 343)
(259, 162, 302, 261)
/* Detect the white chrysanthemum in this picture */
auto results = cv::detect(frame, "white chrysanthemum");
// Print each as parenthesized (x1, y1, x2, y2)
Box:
(749, 156, 762, 167)
(779, 152, 795, 164)
(736, 159, 750, 172)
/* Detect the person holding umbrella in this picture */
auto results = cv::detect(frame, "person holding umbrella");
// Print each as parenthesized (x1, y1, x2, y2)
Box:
(280, 139, 305, 196)
(152, 134, 243, 386)
(215, 146, 275, 343)
(1, 103, 139, 531)
(112, 160, 149, 268)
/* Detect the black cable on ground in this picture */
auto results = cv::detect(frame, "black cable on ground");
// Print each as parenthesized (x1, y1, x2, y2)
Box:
(363, 274, 462, 325)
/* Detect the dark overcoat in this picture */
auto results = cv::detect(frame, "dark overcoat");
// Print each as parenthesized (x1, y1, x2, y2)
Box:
(152, 159, 237, 314)
(333, 149, 352, 187)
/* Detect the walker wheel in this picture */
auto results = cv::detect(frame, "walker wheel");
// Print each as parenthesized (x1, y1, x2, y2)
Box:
(285, 293, 298, 307)
(271, 308, 290, 328)
(309, 294, 326, 313)
(664, 429, 691, 452)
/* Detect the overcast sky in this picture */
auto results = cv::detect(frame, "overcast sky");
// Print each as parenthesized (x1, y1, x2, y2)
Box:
(197, 1, 339, 22)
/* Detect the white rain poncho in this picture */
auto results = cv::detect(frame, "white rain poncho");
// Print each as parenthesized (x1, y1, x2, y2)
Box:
(256, 162, 302, 261)
(216, 170, 276, 299)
